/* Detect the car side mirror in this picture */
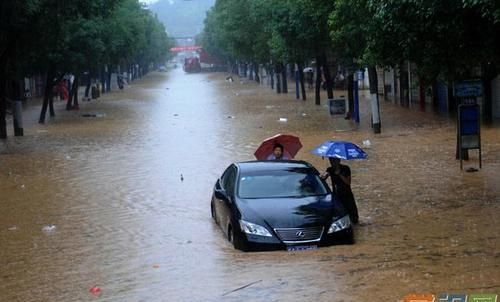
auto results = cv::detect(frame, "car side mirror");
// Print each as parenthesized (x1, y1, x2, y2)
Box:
(214, 187, 227, 200)
(214, 180, 227, 199)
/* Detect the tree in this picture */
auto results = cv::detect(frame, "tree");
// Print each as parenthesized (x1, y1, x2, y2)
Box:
(329, 0, 382, 133)
(266, 0, 335, 102)
(0, 0, 42, 138)
(0, 0, 173, 131)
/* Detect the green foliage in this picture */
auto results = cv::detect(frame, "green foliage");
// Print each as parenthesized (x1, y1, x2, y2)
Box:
(202, 0, 334, 65)
(201, 0, 268, 63)
(201, 0, 500, 82)
(0, 0, 42, 77)
(329, 0, 500, 81)
(1, 0, 172, 78)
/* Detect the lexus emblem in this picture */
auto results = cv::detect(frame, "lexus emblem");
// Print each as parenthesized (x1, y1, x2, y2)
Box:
(296, 231, 305, 238)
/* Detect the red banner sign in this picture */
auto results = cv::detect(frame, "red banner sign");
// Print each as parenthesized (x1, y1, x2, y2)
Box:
(170, 46, 202, 52)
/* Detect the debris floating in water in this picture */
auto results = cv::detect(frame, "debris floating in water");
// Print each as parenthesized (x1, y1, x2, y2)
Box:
(8, 226, 18, 231)
(42, 225, 56, 232)
(89, 285, 101, 296)
(222, 280, 262, 296)
(81, 113, 106, 118)
(362, 140, 371, 147)
(279, 118, 288, 122)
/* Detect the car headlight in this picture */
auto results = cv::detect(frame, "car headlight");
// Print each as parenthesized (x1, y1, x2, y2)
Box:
(239, 220, 272, 237)
(328, 215, 351, 233)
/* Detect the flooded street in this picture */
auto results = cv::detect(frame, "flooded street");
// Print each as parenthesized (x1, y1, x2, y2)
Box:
(1, 68, 499, 302)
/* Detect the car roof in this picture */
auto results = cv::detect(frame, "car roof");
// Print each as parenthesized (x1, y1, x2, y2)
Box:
(235, 160, 316, 174)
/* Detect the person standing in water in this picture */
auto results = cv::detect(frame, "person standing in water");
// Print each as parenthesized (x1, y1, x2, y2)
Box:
(322, 157, 359, 224)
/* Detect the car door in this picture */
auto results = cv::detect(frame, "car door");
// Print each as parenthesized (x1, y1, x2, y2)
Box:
(214, 167, 230, 224)
(217, 165, 237, 234)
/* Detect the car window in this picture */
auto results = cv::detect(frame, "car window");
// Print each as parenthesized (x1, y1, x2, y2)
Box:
(221, 165, 236, 195)
(237, 169, 328, 199)
(220, 166, 232, 187)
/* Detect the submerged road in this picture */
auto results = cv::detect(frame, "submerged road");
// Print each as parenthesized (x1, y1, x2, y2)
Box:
(1, 68, 499, 301)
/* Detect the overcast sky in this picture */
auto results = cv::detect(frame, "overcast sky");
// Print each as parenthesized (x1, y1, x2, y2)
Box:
(140, 0, 159, 4)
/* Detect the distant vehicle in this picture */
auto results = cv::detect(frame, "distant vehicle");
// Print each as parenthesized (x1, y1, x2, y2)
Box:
(211, 160, 354, 252)
(183, 57, 201, 73)
(199, 49, 225, 71)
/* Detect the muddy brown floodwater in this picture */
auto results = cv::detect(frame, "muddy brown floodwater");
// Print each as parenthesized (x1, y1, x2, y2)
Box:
(1, 68, 499, 302)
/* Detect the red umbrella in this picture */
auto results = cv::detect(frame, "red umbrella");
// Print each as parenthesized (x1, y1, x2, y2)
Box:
(254, 134, 302, 160)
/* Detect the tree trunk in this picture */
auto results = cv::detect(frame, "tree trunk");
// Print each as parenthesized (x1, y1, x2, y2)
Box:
(232, 62, 238, 75)
(66, 76, 75, 110)
(368, 66, 381, 133)
(354, 72, 360, 123)
(101, 66, 106, 93)
(321, 55, 334, 99)
(482, 62, 496, 124)
(66, 75, 80, 110)
(0, 77, 6, 139)
(419, 82, 426, 111)
(270, 66, 274, 90)
(39, 68, 55, 124)
(11, 80, 23, 136)
(276, 73, 281, 93)
(249, 63, 254, 81)
(399, 64, 406, 106)
(281, 63, 288, 93)
(275, 64, 281, 94)
(448, 83, 456, 114)
(72, 76, 79, 109)
(315, 57, 321, 105)
(431, 80, 439, 110)
(297, 63, 306, 101)
(49, 93, 55, 117)
(254, 63, 260, 83)
(347, 73, 354, 118)
(106, 71, 111, 92)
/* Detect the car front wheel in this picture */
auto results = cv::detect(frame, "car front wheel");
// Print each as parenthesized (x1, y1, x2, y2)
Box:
(228, 225, 247, 252)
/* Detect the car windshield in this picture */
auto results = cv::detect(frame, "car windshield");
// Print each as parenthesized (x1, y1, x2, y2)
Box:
(237, 168, 329, 199)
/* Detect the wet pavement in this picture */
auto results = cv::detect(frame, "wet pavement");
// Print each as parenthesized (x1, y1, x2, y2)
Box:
(0, 68, 499, 302)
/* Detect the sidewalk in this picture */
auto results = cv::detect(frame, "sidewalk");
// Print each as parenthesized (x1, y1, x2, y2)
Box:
(1, 76, 150, 136)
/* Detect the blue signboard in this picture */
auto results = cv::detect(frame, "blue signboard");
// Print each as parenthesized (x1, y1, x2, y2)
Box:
(460, 106, 479, 135)
(454, 80, 482, 98)
(356, 70, 364, 81)
(457, 104, 481, 169)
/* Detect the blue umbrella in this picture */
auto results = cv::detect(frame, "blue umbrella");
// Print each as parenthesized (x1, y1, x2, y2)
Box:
(310, 141, 367, 160)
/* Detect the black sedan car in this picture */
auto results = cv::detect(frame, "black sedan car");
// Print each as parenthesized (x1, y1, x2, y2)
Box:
(210, 160, 353, 251)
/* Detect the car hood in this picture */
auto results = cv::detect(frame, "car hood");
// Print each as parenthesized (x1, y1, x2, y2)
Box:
(236, 195, 343, 229)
